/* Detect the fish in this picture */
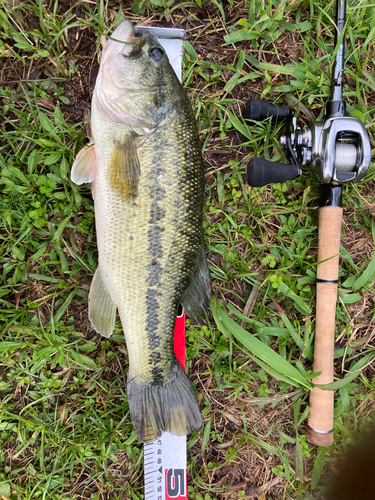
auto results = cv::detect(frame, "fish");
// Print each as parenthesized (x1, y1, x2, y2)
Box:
(71, 20, 211, 443)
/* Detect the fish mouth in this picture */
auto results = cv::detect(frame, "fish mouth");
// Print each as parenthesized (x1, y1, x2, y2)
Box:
(106, 20, 136, 57)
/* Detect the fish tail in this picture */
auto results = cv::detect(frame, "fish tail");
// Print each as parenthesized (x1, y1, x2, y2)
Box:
(127, 362, 202, 443)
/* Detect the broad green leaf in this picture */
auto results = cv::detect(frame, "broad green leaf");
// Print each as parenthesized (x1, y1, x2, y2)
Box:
(0, 341, 27, 351)
(278, 282, 311, 315)
(53, 217, 70, 241)
(224, 72, 240, 92)
(295, 435, 303, 480)
(70, 350, 98, 370)
(28, 150, 38, 174)
(183, 41, 198, 62)
(350, 351, 375, 372)
(351, 109, 366, 123)
(247, 354, 301, 386)
(14, 41, 34, 51)
(342, 276, 356, 288)
(260, 327, 289, 337)
(211, 297, 311, 389)
(352, 251, 375, 291)
(315, 351, 374, 390)
(36, 138, 56, 148)
(52, 290, 75, 324)
(281, 313, 304, 350)
(297, 406, 309, 427)
(44, 152, 61, 165)
(339, 292, 362, 304)
(258, 62, 296, 75)
(38, 111, 55, 133)
(236, 50, 246, 71)
(340, 245, 357, 269)
(0, 481, 11, 497)
(78, 342, 97, 353)
(28, 273, 61, 283)
(339, 386, 350, 412)
(60, 157, 70, 180)
(226, 112, 252, 140)
(311, 446, 327, 488)
(236, 72, 260, 86)
(217, 171, 224, 204)
(201, 418, 211, 451)
(279, 20, 312, 32)
(224, 29, 259, 44)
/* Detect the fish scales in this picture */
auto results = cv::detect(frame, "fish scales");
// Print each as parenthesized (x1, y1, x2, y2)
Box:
(71, 20, 211, 442)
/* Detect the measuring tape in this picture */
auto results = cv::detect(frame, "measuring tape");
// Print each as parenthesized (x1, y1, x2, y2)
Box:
(144, 307, 188, 500)
(144, 433, 187, 499)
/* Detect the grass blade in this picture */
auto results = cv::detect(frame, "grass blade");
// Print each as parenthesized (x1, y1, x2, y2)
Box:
(351, 252, 375, 291)
(211, 297, 311, 389)
(278, 282, 311, 315)
(311, 446, 327, 488)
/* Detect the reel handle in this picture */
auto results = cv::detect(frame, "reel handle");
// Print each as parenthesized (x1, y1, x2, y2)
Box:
(246, 98, 291, 122)
(307, 205, 343, 446)
(247, 158, 300, 187)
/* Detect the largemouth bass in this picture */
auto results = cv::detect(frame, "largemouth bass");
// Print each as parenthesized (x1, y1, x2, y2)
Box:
(71, 20, 211, 443)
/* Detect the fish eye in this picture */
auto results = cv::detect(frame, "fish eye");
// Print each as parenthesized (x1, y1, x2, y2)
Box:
(150, 47, 164, 61)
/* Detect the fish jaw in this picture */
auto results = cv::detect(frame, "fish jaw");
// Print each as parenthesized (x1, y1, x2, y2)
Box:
(101, 19, 136, 64)
(95, 20, 145, 127)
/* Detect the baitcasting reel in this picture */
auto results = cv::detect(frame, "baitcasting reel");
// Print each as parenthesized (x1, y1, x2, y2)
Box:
(246, 0, 371, 189)
(246, 98, 371, 188)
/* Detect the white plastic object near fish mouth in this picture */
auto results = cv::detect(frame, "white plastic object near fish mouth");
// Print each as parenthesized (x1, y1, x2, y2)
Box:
(134, 26, 185, 83)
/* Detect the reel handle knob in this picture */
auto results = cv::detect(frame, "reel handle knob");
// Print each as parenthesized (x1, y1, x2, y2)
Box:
(247, 158, 300, 187)
(246, 98, 291, 122)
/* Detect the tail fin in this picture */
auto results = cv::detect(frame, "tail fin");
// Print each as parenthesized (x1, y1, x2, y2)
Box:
(127, 362, 202, 443)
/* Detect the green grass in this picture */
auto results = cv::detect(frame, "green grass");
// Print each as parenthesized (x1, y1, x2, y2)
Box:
(1, 0, 375, 499)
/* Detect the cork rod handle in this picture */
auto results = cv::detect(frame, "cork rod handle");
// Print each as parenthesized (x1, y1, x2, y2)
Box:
(307, 206, 343, 446)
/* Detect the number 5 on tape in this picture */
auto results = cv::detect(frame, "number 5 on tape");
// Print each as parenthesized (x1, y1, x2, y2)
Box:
(144, 432, 187, 499)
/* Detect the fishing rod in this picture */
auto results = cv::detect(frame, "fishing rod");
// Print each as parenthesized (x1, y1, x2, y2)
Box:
(245, 0, 371, 446)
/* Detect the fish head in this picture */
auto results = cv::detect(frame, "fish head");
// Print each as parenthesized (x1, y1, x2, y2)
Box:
(95, 20, 177, 130)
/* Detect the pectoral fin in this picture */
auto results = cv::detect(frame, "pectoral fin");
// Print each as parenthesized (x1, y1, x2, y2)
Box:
(89, 267, 117, 338)
(182, 242, 211, 323)
(109, 133, 140, 201)
(71, 144, 98, 185)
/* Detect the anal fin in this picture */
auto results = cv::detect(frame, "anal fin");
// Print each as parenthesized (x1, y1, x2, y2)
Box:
(182, 242, 211, 323)
(88, 267, 117, 338)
